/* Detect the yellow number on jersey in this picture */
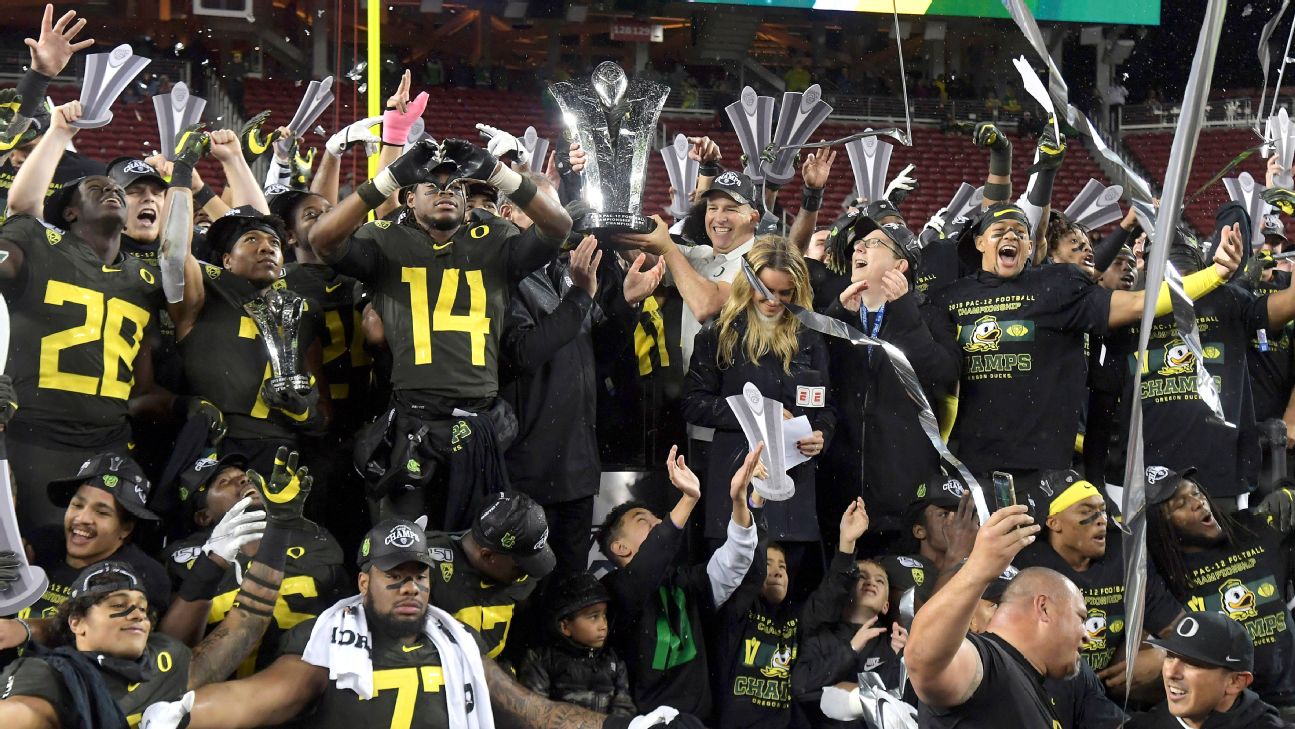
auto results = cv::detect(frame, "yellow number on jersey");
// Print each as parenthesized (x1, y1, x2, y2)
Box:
(39, 281, 152, 398)
(372, 666, 445, 729)
(452, 603, 515, 658)
(401, 267, 490, 366)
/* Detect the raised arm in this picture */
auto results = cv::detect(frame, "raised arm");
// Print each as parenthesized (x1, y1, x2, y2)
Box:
(208, 129, 268, 214)
(7, 100, 78, 219)
(1107, 222, 1242, 328)
(789, 148, 836, 251)
(906, 505, 1038, 709)
(973, 122, 1012, 207)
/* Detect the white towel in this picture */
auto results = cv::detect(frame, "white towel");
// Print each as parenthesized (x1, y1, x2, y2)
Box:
(302, 595, 495, 729)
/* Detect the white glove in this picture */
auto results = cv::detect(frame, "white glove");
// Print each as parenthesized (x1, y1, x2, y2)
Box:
(202, 496, 266, 563)
(820, 686, 864, 721)
(476, 123, 526, 165)
(922, 206, 949, 237)
(627, 706, 680, 729)
(327, 116, 384, 158)
(141, 690, 194, 729)
(884, 163, 917, 200)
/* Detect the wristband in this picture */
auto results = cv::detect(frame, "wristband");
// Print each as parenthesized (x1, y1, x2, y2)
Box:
(988, 143, 1012, 176)
(1026, 168, 1057, 208)
(801, 185, 824, 212)
(171, 162, 194, 192)
(486, 163, 524, 197)
(14, 619, 31, 648)
(984, 181, 1011, 201)
(1154, 267, 1223, 316)
(698, 161, 720, 177)
(194, 185, 215, 208)
(356, 179, 389, 210)
(255, 524, 291, 572)
(15, 71, 51, 119)
(177, 552, 228, 602)
(231, 596, 275, 618)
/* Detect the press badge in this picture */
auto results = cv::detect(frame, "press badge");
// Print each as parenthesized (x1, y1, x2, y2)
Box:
(1258, 329, 1271, 353)
(796, 386, 826, 407)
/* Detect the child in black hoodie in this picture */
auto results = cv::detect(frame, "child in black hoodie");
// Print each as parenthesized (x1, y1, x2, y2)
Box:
(518, 572, 637, 717)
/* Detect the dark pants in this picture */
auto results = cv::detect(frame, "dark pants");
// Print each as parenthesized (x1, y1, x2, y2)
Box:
(541, 495, 594, 576)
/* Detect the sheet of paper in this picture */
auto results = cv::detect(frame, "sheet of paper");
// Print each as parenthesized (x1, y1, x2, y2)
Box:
(783, 415, 812, 470)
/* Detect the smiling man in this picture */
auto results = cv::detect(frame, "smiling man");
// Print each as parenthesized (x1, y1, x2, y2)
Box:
(933, 202, 1244, 481)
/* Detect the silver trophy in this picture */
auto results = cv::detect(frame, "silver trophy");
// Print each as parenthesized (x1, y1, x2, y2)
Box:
(660, 133, 698, 219)
(1267, 109, 1295, 188)
(72, 44, 152, 130)
(549, 62, 669, 234)
(1064, 179, 1126, 230)
(845, 129, 894, 203)
(1224, 171, 1270, 246)
(520, 126, 549, 170)
(286, 76, 335, 138)
(153, 82, 206, 160)
(763, 84, 833, 186)
(725, 382, 795, 501)
(243, 289, 311, 394)
(725, 87, 774, 183)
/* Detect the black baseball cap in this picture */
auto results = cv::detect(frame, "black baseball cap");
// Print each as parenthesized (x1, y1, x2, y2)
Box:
(178, 452, 249, 521)
(206, 205, 289, 256)
(855, 216, 922, 273)
(69, 561, 145, 600)
(48, 454, 158, 521)
(472, 491, 556, 578)
(865, 199, 906, 225)
(703, 171, 757, 208)
(1145, 465, 1198, 507)
(358, 518, 436, 572)
(981, 564, 1019, 603)
(107, 157, 167, 190)
(1262, 213, 1287, 241)
(903, 467, 967, 528)
(1148, 612, 1254, 672)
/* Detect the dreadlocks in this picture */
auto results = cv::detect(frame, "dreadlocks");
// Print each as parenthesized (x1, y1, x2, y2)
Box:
(1146, 484, 1253, 599)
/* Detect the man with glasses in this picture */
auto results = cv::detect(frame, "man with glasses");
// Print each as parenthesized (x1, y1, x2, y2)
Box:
(819, 213, 959, 540)
(308, 139, 572, 524)
(1015, 470, 1185, 700)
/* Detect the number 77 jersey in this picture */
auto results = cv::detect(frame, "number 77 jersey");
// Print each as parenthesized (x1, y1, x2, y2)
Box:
(0, 215, 165, 446)
(335, 215, 545, 401)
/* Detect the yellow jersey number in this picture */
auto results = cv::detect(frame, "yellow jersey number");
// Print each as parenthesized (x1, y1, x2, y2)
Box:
(371, 666, 446, 729)
(401, 267, 490, 366)
(39, 281, 151, 398)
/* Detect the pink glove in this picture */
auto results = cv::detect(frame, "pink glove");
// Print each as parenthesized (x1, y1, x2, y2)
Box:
(382, 91, 429, 145)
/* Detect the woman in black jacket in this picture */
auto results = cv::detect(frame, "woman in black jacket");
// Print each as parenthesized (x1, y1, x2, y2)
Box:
(683, 236, 835, 569)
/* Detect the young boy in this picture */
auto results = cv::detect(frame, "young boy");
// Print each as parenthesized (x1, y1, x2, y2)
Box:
(518, 572, 636, 717)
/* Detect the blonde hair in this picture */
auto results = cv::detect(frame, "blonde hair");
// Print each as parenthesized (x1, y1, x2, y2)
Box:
(717, 235, 814, 374)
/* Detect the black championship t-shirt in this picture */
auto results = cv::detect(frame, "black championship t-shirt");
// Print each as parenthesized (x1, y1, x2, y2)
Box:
(1120, 283, 1268, 497)
(933, 264, 1112, 472)
(284, 262, 372, 428)
(1248, 273, 1295, 422)
(330, 215, 560, 401)
(918, 631, 1061, 729)
(18, 524, 171, 620)
(424, 532, 537, 659)
(1015, 532, 1182, 672)
(0, 633, 190, 728)
(279, 616, 455, 729)
(0, 215, 165, 447)
(178, 264, 321, 440)
(1177, 512, 1295, 705)
(164, 522, 347, 675)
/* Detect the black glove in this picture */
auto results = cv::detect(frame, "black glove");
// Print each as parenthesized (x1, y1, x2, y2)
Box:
(972, 121, 1010, 152)
(1264, 187, 1295, 216)
(387, 138, 442, 188)
(1257, 487, 1295, 532)
(173, 123, 210, 169)
(0, 551, 19, 590)
(246, 447, 312, 526)
(292, 146, 316, 187)
(1029, 122, 1067, 173)
(440, 138, 499, 182)
(239, 110, 282, 166)
(0, 375, 17, 427)
(182, 397, 226, 443)
(259, 378, 320, 422)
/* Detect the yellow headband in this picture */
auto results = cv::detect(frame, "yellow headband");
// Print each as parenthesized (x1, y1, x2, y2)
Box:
(1048, 480, 1102, 517)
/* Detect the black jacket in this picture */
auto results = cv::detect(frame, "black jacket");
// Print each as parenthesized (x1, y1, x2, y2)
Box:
(682, 317, 836, 541)
(517, 642, 636, 717)
(501, 254, 638, 504)
(821, 290, 959, 532)
(1126, 689, 1291, 728)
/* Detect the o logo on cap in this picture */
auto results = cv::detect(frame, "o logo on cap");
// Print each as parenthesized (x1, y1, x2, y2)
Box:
(1176, 616, 1200, 637)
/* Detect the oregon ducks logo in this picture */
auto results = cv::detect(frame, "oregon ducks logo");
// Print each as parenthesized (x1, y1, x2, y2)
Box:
(139, 268, 155, 285)
(470, 225, 490, 239)
(759, 645, 793, 679)
(500, 532, 516, 548)
(1220, 578, 1258, 620)
(964, 315, 1002, 352)
(1083, 609, 1108, 650)
(1158, 338, 1195, 376)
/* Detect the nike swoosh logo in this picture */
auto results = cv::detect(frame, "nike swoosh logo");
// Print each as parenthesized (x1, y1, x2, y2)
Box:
(402, 644, 423, 653)
(326, 282, 342, 293)
(102, 266, 120, 273)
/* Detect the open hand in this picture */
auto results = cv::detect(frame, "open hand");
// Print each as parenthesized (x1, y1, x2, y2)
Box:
(801, 147, 837, 190)
(1212, 222, 1243, 280)
(569, 235, 602, 296)
(623, 252, 665, 305)
(26, 4, 94, 78)
(665, 444, 700, 499)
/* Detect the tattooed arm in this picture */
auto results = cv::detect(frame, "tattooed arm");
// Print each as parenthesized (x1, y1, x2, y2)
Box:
(186, 558, 283, 688)
(485, 656, 611, 729)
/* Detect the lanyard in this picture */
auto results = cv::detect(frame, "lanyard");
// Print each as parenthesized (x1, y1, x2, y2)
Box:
(860, 303, 886, 358)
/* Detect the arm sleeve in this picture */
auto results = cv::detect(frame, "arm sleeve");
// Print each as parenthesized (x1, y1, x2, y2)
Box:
(1093, 226, 1131, 274)
(505, 224, 565, 282)
(0, 658, 76, 729)
(605, 522, 685, 609)
(516, 649, 552, 697)
(1073, 662, 1128, 729)
(719, 508, 770, 622)
(502, 283, 595, 373)
(705, 515, 759, 608)
(797, 552, 858, 636)
(327, 223, 386, 284)
(680, 325, 742, 430)
(1144, 567, 1186, 636)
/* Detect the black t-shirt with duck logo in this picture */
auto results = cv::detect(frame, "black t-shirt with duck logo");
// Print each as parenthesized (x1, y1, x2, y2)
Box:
(0, 632, 190, 728)
(424, 532, 537, 660)
(1119, 283, 1269, 497)
(932, 264, 1112, 473)
(1248, 272, 1295, 422)
(1015, 532, 1182, 672)
(1177, 512, 1295, 705)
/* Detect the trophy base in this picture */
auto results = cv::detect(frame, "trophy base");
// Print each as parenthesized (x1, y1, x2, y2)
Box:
(576, 212, 655, 235)
(269, 374, 313, 395)
(69, 112, 114, 130)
